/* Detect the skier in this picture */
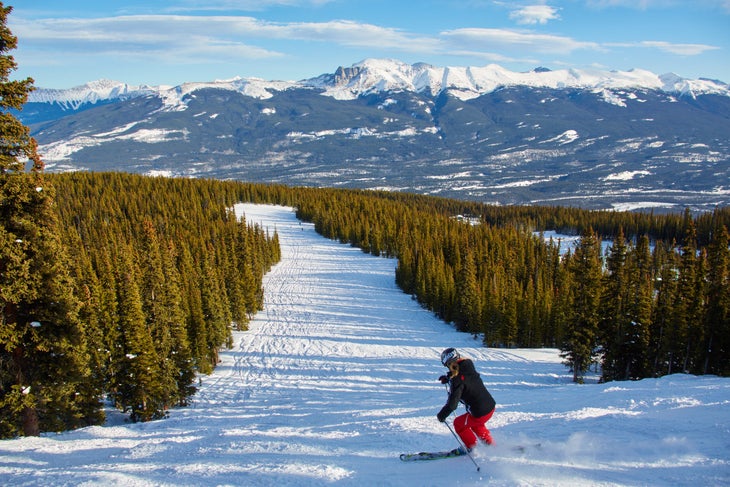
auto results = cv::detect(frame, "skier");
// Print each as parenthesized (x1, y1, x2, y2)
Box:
(436, 348, 496, 452)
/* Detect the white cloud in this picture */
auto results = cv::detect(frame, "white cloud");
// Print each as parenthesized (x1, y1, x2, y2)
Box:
(586, 0, 730, 12)
(608, 40, 720, 55)
(170, 0, 337, 11)
(447, 49, 540, 64)
(442, 28, 599, 54)
(585, 0, 684, 8)
(275, 20, 440, 52)
(12, 16, 286, 65)
(12, 15, 440, 59)
(11, 6, 727, 86)
(638, 41, 720, 56)
(509, 5, 561, 24)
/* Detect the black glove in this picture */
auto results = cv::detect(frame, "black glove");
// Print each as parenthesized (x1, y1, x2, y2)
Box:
(438, 375, 449, 384)
(437, 410, 448, 422)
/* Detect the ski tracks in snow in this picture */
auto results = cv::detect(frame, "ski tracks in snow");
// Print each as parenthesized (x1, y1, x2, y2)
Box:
(187, 204, 576, 486)
(188, 204, 478, 484)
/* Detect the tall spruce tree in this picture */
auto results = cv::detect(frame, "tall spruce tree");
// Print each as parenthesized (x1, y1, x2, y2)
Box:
(651, 241, 680, 375)
(623, 235, 652, 379)
(675, 214, 702, 373)
(159, 238, 196, 405)
(599, 229, 629, 382)
(139, 220, 178, 409)
(704, 223, 730, 375)
(0, 3, 99, 437)
(455, 252, 481, 334)
(561, 228, 602, 383)
(113, 244, 165, 422)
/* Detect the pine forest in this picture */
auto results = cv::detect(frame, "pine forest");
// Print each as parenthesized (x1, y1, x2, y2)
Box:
(2, 153, 729, 439)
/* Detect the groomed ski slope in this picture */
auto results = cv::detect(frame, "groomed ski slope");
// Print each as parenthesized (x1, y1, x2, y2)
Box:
(1, 204, 728, 486)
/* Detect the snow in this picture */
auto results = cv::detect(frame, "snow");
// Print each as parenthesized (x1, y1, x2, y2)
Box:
(317, 59, 730, 101)
(491, 175, 565, 189)
(1, 204, 728, 486)
(147, 170, 175, 178)
(604, 170, 652, 181)
(116, 128, 186, 143)
(541, 130, 579, 145)
(31, 59, 730, 109)
(595, 88, 628, 107)
(285, 126, 424, 142)
(38, 127, 187, 161)
(158, 78, 298, 110)
(27, 79, 159, 109)
(611, 201, 677, 212)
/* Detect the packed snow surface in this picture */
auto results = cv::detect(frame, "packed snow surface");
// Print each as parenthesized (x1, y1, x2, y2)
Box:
(0, 205, 728, 486)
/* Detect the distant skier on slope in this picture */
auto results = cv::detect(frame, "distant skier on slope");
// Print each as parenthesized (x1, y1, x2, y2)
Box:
(436, 348, 496, 452)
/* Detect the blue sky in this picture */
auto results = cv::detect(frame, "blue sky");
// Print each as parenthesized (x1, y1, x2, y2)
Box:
(8, 0, 730, 89)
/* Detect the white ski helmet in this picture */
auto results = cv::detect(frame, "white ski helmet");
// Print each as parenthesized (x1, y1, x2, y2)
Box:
(440, 347, 460, 366)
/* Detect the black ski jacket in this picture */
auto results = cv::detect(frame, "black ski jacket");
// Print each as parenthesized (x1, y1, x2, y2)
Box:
(437, 358, 495, 420)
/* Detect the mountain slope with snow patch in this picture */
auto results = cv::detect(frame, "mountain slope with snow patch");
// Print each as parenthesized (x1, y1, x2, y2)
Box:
(20, 60, 730, 213)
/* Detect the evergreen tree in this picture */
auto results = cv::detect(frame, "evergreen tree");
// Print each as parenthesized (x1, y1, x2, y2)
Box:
(598, 230, 652, 381)
(545, 241, 569, 348)
(178, 242, 211, 374)
(599, 229, 629, 382)
(112, 245, 165, 422)
(623, 235, 652, 379)
(455, 252, 480, 333)
(651, 242, 680, 375)
(221, 227, 248, 330)
(200, 243, 233, 360)
(138, 220, 179, 408)
(93, 245, 122, 397)
(501, 276, 519, 347)
(561, 228, 602, 383)
(159, 238, 196, 404)
(704, 223, 730, 375)
(675, 214, 703, 373)
(65, 241, 106, 426)
(0, 3, 98, 437)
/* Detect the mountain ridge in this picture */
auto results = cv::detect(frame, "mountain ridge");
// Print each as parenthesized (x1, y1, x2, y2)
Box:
(20, 59, 730, 213)
(29, 58, 730, 108)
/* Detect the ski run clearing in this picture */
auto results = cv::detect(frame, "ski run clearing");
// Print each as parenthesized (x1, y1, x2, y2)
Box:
(1, 204, 728, 486)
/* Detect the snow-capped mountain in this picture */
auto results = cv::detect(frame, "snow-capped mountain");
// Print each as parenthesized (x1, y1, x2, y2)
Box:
(29, 58, 730, 108)
(20, 59, 730, 211)
(314, 58, 730, 101)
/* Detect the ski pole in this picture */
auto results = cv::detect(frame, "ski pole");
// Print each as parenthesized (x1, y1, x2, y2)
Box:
(443, 380, 481, 471)
(444, 420, 481, 472)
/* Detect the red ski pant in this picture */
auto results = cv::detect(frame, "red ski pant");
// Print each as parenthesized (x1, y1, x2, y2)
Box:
(454, 408, 495, 449)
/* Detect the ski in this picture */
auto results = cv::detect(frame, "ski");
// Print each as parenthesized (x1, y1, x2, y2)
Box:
(513, 443, 542, 453)
(399, 448, 466, 462)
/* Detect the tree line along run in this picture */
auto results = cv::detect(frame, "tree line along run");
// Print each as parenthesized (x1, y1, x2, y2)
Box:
(1, 171, 282, 438)
(3, 170, 729, 438)
(291, 188, 730, 383)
